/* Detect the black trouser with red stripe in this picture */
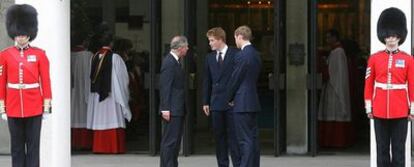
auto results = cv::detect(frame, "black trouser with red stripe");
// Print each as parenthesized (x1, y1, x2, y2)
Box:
(374, 117, 408, 167)
(7, 115, 42, 167)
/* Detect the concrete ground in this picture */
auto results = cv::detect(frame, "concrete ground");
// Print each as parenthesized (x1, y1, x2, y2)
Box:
(0, 154, 375, 167)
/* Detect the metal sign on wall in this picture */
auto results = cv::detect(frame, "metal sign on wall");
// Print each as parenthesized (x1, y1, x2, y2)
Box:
(370, 0, 412, 167)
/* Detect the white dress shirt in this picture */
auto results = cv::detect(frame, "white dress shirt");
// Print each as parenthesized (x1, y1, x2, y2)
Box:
(216, 45, 228, 61)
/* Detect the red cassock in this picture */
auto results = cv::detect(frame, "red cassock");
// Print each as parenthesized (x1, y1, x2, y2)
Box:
(364, 50, 414, 119)
(0, 46, 52, 118)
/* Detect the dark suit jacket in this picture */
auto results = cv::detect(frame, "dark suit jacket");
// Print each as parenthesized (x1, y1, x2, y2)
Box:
(159, 53, 185, 116)
(226, 45, 261, 112)
(203, 47, 238, 111)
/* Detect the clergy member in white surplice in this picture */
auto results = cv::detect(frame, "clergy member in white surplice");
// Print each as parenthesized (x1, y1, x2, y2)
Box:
(70, 37, 94, 150)
(318, 29, 353, 148)
(87, 29, 131, 154)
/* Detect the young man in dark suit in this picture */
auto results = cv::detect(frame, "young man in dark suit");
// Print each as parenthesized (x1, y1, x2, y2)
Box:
(226, 25, 261, 167)
(203, 27, 240, 167)
(159, 36, 189, 167)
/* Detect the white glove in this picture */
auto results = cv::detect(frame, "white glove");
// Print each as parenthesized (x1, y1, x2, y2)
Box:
(1, 113, 7, 121)
(42, 113, 51, 120)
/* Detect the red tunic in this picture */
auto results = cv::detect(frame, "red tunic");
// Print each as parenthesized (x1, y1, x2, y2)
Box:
(0, 46, 52, 118)
(364, 50, 414, 119)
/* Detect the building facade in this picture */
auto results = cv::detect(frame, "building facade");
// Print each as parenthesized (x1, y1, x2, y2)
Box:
(0, 0, 413, 165)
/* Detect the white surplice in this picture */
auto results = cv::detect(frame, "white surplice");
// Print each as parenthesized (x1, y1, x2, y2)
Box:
(87, 53, 131, 130)
(71, 50, 93, 128)
(318, 47, 351, 122)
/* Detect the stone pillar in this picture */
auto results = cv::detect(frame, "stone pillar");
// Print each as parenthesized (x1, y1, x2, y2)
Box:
(285, 0, 308, 154)
(0, 0, 14, 154)
(15, 0, 71, 166)
(161, 0, 185, 153)
(370, 1, 411, 166)
(195, 0, 209, 130)
(129, 0, 148, 16)
(161, 0, 184, 52)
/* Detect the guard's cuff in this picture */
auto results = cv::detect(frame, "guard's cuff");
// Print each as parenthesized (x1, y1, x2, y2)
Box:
(410, 102, 414, 115)
(43, 99, 52, 113)
(0, 100, 5, 114)
(365, 100, 372, 114)
(365, 108, 372, 114)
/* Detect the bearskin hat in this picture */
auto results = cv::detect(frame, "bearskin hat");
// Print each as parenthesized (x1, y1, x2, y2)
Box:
(377, 7, 407, 45)
(5, 4, 38, 41)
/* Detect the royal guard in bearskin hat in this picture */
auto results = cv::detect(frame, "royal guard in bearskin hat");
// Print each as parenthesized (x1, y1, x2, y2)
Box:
(364, 7, 413, 167)
(0, 4, 52, 167)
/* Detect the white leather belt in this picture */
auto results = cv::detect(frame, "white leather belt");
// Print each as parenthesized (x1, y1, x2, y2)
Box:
(7, 83, 40, 89)
(375, 82, 407, 90)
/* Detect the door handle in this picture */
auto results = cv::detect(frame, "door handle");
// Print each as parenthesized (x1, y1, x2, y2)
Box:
(188, 73, 196, 90)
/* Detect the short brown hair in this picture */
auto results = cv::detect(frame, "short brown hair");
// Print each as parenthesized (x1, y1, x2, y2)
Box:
(234, 25, 252, 41)
(206, 27, 226, 42)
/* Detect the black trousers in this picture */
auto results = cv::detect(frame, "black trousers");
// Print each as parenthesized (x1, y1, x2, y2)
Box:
(160, 116, 184, 167)
(7, 115, 42, 167)
(374, 118, 408, 167)
(211, 111, 240, 167)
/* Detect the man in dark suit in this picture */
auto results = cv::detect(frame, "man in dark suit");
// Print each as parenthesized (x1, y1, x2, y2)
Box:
(159, 35, 189, 167)
(203, 27, 240, 167)
(226, 25, 261, 167)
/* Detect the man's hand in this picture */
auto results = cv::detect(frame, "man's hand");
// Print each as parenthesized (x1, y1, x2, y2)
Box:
(367, 113, 373, 119)
(228, 101, 234, 107)
(162, 111, 171, 122)
(1, 113, 7, 121)
(203, 105, 210, 116)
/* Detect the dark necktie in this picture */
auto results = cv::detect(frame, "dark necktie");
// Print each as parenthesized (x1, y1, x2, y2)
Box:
(218, 52, 223, 66)
(178, 59, 182, 68)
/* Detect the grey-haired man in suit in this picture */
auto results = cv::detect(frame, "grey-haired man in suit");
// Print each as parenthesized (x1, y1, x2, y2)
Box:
(159, 36, 189, 167)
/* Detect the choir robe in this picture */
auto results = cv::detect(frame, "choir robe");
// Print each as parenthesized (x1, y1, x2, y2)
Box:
(318, 46, 354, 147)
(70, 47, 93, 149)
(87, 51, 131, 153)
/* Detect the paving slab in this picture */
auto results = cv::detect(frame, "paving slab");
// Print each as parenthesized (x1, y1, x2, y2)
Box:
(0, 154, 377, 167)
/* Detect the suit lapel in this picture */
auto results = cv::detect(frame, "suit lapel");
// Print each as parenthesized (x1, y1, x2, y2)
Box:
(211, 52, 220, 68)
(222, 49, 233, 67)
(208, 52, 219, 73)
(216, 49, 235, 81)
(167, 53, 181, 69)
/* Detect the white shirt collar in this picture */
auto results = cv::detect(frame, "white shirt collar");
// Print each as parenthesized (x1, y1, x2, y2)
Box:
(170, 51, 180, 62)
(241, 42, 251, 50)
(217, 45, 228, 59)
